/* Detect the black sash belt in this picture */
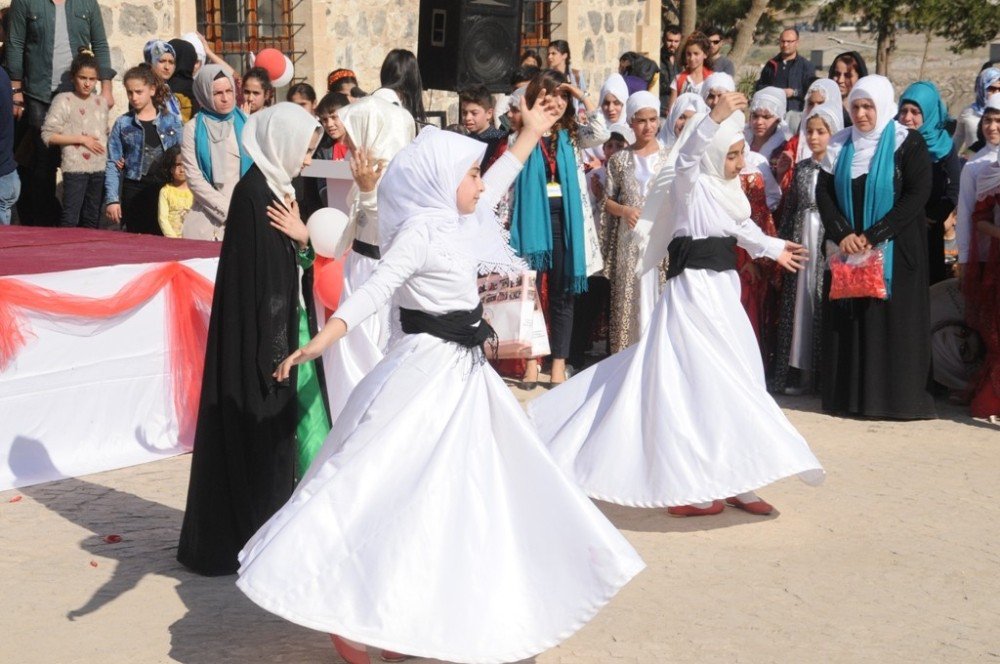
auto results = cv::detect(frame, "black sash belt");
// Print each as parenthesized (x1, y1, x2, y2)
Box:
(352, 239, 381, 260)
(399, 302, 496, 349)
(666, 236, 738, 280)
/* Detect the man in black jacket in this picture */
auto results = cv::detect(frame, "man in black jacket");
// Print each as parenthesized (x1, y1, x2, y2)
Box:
(754, 28, 815, 113)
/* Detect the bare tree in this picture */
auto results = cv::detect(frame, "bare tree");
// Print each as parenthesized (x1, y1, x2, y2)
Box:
(680, 0, 697, 36)
(728, 0, 773, 68)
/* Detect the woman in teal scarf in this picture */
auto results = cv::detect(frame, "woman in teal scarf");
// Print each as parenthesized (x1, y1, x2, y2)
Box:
(816, 75, 937, 419)
(898, 81, 962, 284)
(509, 70, 609, 386)
(179, 65, 253, 240)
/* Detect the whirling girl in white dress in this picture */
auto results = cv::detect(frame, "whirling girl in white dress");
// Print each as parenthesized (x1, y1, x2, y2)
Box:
(528, 93, 825, 517)
(235, 94, 645, 664)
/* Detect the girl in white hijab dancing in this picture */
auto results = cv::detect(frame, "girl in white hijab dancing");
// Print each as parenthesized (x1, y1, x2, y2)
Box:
(235, 90, 644, 664)
(528, 93, 824, 518)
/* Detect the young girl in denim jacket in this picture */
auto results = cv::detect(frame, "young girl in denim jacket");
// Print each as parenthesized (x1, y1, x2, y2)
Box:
(105, 64, 183, 234)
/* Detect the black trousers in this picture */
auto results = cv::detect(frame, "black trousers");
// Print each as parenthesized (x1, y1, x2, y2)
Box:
(546, 198, 576, 359)
(60, 172, 104, 229)
(21, 98, 62, 226)
(121, 176, 165, 235)
(570, 276, 609, 365)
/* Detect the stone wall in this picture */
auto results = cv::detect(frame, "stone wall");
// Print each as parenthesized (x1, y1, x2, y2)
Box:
(94, 0, 182, 111)
(87, 0, 658, 123)
(553, 0, 660, 97)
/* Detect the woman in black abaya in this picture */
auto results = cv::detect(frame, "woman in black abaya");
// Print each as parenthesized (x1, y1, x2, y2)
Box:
(177, 103, 326, 576)
(817, 75, 936, 420)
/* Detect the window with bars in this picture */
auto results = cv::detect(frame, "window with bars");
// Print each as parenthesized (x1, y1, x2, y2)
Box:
(522, 0, 561, 49)
(197, 0, 304, 74)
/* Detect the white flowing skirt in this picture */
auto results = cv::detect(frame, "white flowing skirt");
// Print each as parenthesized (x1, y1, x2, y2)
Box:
(322, 251, 391, 422)
(237, 334, 645, 664)
(528, 267, 825, 508)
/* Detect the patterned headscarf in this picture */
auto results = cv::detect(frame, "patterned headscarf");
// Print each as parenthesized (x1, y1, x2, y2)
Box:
(143, 40, 175, 65)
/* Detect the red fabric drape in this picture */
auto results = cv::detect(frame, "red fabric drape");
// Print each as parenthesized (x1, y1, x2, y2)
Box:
(964, 196, 1000, 417)
(0, 262, 214, 447)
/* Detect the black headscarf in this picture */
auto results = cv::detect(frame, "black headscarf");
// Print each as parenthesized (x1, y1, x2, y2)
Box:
(168, 38, 199, 113)
(829, 51, 869, 127)
(827, 51, 868, 80)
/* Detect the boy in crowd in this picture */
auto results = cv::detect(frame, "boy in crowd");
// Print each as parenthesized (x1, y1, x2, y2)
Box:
(459, 84, 508, 169)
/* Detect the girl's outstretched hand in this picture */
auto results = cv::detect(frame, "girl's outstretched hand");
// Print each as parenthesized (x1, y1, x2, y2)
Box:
(776, 240, 808, 272)
(274, 346, 318, 382)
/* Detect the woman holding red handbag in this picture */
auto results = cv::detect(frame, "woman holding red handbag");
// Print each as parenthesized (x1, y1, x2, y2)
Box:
(816, 75, 936, 419)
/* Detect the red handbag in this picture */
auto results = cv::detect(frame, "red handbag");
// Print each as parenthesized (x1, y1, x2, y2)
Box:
(828, 247, 889, 300)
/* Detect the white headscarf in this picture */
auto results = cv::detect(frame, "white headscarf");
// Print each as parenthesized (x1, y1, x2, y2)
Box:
(640, 110, 708, 273)
(377, 127, 525, 275)
(625, 90, 660, 123)
(976, 152, 1000, 200)
(599, 73, 630, 124)
(700, 72, 736, 103)
(242, 102, 321, 199)
(371, 87, 403, 106)
(660, 92, 709, 146)
(702, 111, 752, 221)
(987, 93, 1000, 112)
(824, 74, 908, 177)
(800, 105, 845, 164)
(339, 96, 416, 163)
(796, 78, 843, 162)
(607, 122, 635, 144)
(745, 86, 792, 157)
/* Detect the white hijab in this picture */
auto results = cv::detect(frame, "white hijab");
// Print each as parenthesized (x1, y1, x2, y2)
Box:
(639, 110, 708, 273)
(339, 96, 416, 163)
(660, 92, 709, 146)
(599, 73, 630, 124)
(242, 102, 320, 199)
(625, 90, 660, 123)
(824, 75, 908, 177)
(700, 72, 736, 103)
(745, 86, 792, 157)
(377, 126, 525, 275)
(976, 152, 1000, 201)
(702, 111, 753, 221)
(796, 78, 844, 162)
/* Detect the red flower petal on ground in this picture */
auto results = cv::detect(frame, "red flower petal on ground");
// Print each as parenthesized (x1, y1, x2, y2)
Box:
(82, 153, 91, 160)
(89, 560, 98, 567)
(103, 534, 122, 543)
(8, 495, 22, 503)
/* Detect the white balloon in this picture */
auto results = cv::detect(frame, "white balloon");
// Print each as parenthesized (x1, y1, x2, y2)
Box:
(307, 208, 350, 258)
(273, 54, 295, 88)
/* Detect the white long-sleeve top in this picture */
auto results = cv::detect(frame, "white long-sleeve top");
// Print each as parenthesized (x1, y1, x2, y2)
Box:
(672, 116, 785, 261)
(352, 188, 381, 246)
(956, 143, 1000, 263)
(335, 151, 523, 330)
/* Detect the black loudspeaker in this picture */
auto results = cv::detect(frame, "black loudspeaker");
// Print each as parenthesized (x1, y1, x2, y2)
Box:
(418, 0, 523, 93)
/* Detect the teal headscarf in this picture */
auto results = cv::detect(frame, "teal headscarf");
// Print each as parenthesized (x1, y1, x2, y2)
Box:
(833, 75, 900, 297)
(899, 81, 953, 162)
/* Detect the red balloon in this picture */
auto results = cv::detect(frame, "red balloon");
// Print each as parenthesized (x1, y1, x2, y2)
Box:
(253, 48, 287, 82)
(313, 255, 344, 312)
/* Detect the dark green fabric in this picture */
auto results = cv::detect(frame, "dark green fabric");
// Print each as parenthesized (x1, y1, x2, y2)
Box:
(5, 0, 115, 102)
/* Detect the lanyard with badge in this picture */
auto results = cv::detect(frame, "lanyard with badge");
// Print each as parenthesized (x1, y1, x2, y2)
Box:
(540, 135, 561, 199)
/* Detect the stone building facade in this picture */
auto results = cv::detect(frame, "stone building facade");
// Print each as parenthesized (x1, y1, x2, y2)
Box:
(95, 0, 661, 121)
